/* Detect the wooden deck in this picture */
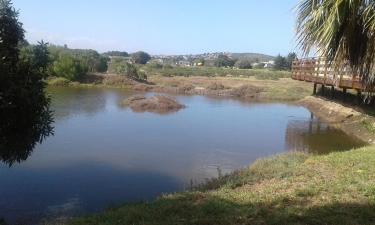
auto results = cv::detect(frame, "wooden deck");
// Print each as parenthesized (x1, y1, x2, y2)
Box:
(292, 58, 364, 92)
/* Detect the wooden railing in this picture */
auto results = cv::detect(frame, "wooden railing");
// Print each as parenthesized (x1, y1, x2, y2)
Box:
(292, 58, 363, 90)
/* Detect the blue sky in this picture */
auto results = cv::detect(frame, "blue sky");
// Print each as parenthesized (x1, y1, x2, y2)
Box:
(13, 0, 299, 55)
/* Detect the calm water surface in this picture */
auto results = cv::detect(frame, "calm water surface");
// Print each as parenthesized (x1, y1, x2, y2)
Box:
(0, 87, 365, 224)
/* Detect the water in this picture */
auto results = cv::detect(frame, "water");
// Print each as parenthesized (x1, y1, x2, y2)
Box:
(0, 87, 365, 224)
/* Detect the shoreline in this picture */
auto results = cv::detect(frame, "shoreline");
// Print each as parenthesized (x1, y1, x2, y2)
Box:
(298, 96, 375, 144)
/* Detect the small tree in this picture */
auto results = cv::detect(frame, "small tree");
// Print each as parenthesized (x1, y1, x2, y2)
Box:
(131, 51, 151, 64)
(286, 52, 297, 70)
(235, 59, 252, 69)
(273, 55, 287, 70)
(214, 55, 235, 68)
(115, 62, 147, 81)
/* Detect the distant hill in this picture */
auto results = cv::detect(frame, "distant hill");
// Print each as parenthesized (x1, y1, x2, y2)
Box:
(229, 53, 275, 62)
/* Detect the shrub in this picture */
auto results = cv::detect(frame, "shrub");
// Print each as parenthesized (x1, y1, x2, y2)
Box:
(51, 54, 87, 81)
(111, 62, 147, 81)
(163, 64, 174, 69)
(214, 55, 236, 68)
(131, 51, 151, 64)
(147, 62, 163, 69)
(137, 70, 148, 81)
(47, 77, 71, 86)
(206, 82, 226, 90)
(235, 59, 252, 69)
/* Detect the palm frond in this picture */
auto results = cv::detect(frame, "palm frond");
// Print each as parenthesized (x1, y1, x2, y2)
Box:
(296, 0, 375, 91)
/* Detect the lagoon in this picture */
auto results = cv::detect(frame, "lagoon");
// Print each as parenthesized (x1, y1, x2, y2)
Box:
(0, 87, 365, 224)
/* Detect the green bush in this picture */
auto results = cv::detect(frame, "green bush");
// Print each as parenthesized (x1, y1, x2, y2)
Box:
(163, 64, 174, 70)
(51, 53, 87, 81)
(45, 45, 110, 81)
(47, 77, 71, 86)
(214, 55, 236, 68)
(109, 60, 147, 81)
(147, 62, 163, 69)
(235, 59, 252, 69)
(131, 51, 151, 64)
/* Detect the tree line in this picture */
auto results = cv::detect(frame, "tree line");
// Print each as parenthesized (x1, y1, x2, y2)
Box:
(21, 43, 153, 81)
(212, 53, 297, 70)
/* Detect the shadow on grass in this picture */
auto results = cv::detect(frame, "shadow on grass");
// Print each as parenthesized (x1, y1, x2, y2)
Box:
(71, 193, 375, 225)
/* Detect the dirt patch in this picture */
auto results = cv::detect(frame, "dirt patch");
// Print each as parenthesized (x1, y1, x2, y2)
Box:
(122, 95, 185, 114)
(298, 96, 375, 143)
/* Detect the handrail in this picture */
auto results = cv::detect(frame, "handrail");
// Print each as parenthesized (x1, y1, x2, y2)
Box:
(292, 58, 363, 90)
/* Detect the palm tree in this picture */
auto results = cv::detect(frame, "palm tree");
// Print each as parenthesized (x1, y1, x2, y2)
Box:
(296, 0, 375, 91)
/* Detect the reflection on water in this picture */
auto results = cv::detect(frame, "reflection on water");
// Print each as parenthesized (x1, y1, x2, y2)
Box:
(285, 113, 365, 154)
(0, 91, 53, 166)
(48, 87, 108, 120)
(0, 87, 366, 224)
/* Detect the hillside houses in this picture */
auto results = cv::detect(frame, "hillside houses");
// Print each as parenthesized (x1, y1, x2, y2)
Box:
(149, 52, 276, 68)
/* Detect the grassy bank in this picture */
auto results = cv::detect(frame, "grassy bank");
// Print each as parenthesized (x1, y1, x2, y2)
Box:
(69, 146, 375, 225)
(148, 75, 312, 101)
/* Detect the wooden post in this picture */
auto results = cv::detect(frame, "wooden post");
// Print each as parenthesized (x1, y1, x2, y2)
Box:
(321, 85, 325, 96)
(313, 83, 317, 95)
(331, 86, 335, 99)
(309, 112, 313, 134)
(323, 59, 327, 85)
(357, 90, 362, 104)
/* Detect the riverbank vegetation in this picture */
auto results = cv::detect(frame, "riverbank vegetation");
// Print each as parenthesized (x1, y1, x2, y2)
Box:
(69, 146, 375, 225)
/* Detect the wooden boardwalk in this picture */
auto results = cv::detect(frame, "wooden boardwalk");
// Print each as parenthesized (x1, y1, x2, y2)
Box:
(292, 58, 364, 95)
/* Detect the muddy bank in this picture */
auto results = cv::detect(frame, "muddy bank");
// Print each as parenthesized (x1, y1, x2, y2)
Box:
(121, 95, 185, 114)
(298, 96, 375, 144)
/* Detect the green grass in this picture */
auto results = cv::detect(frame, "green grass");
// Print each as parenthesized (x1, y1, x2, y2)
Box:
(142, 66, 291, 80)
(46, 77, 72, 86)
(69, 146, 375, 225)
(361, 120, 375, 134)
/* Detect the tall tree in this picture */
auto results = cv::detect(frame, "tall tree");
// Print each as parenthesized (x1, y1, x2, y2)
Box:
(0, 0, 23, 73)
(296, 0, 375, 91)
(286, 52, 297, 70)
(0, 0, 53, 166)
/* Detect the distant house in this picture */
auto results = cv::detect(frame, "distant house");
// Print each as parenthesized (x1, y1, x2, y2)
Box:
(263, 60, 275, 68)
(177, 60, 192, 67)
